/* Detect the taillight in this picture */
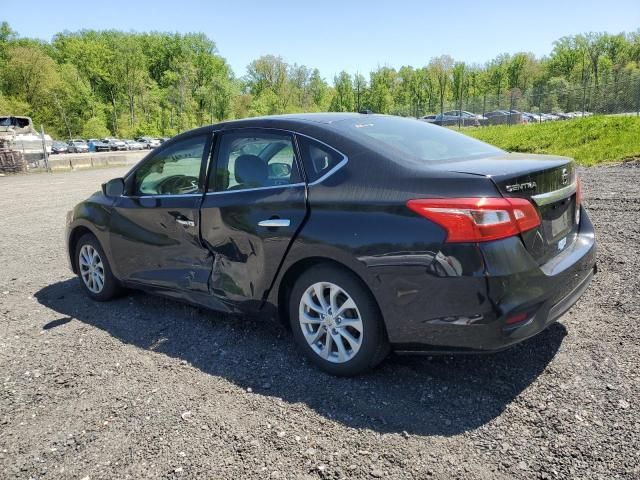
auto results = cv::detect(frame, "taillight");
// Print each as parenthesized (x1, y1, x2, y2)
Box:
(406, 197, 541, 243)
(505, 312, 529, 325)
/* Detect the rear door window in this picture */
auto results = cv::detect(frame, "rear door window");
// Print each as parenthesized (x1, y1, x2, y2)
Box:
(209, 131, 301, 192)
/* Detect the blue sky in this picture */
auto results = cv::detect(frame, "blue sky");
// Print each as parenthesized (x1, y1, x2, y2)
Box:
(3, 0, 639, 79)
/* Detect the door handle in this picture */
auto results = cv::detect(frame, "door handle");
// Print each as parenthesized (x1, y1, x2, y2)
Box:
(175, 218, 195, 227)
(258, 219, 290, 228)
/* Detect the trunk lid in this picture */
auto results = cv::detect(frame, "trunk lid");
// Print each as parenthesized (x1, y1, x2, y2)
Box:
(429, 153, 579, 263)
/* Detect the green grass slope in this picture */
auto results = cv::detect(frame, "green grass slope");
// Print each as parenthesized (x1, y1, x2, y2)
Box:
(462, 116, 640, 166)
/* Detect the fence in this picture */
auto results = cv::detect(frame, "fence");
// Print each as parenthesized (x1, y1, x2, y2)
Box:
(412, 76, 640, 127)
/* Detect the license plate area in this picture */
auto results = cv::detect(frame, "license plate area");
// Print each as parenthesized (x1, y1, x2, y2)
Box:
(541, 197, 575, 243)
(551, 209, 571, 237)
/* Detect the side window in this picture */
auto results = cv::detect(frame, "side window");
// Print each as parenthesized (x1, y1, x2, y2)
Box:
(296, 136, 344, 182)
(134, 135, 207, 196)
(211, 131, 300, 192)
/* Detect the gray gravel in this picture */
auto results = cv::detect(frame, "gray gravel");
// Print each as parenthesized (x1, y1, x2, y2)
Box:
(0, 165, 638, 479)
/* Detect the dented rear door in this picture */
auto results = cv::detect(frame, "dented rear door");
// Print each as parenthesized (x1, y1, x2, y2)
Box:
(199, 128, 308, 312)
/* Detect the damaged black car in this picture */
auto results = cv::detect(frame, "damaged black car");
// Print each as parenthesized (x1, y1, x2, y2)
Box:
(65, 113, 596, 376)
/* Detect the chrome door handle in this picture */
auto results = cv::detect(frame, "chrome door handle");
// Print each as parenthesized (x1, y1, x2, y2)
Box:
(176, 218, 195, 227)
(258, 219, 290, 228)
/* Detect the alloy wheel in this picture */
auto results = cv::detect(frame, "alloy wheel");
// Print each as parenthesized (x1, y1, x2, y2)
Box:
(78, 244, 105, 294)
(298, 282, 363, 363)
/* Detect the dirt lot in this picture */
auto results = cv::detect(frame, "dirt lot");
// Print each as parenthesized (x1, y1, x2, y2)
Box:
(0, 165, 638, 479)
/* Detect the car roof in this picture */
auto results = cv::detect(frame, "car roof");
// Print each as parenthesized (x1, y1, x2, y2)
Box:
(217, 112, 366, 128)
(167, 113, 374, 144)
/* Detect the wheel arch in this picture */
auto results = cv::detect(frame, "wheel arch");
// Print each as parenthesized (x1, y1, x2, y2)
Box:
(67, 225, 97, 274)
(275, 256, 385, 334)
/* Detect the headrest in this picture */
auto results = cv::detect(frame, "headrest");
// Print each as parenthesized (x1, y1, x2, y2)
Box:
(234, 154, 268, 187)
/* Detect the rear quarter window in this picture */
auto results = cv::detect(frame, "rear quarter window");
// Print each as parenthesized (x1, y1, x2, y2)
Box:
(296, 136, 345, 182)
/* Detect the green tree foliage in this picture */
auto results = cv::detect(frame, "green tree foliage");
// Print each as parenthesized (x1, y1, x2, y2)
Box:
(329, 71, 355, 112)
(0, 24, 638, 139)
(0, 28, 242, 138)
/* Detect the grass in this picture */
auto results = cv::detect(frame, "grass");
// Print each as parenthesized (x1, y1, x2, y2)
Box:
(460, 115, 640, 166)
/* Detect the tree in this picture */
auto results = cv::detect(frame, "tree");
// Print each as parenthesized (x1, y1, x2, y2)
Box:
(429, 55, 454, 114)
(369, 67, 396, 114)
(2, 46, 59, 106)
(329, 71, 355, 112)
(353, 73, 367, 112)
(577, 33, 607, 87)
(395, 66, 416, 116)
(246, 55, 286, 95)
(1, 21, 639, 136)
(548, 36, 582, 80)
(486, 54, 508, 107)
(451, 62, 466, 108)
(0, 21, 17, 56)
(81, 116, 110, 138)
(116, 35, 148, 128)
(309, 69, 330, 110)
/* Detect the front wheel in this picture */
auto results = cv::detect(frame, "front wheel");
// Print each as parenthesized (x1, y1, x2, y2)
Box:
(75, 233, 121, 301)
(289, 265, 390, 376)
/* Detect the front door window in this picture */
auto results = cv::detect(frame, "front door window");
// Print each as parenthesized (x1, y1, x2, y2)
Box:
(134, 135, 208, 196)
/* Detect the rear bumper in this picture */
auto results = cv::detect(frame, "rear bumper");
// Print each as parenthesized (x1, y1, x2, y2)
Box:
(373, 207, 596, 352)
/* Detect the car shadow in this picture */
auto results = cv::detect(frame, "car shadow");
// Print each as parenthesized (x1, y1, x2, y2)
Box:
(35, 279, 566, 437)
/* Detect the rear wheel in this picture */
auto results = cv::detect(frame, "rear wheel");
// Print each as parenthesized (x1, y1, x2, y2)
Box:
(289, 265, 389, 376)
(75, 233, 121, 301)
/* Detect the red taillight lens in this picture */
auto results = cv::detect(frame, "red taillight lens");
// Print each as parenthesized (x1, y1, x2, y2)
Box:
(406, 197, 541, 243)
(575, 175, 582, 224)
(505, 312, 529, 325)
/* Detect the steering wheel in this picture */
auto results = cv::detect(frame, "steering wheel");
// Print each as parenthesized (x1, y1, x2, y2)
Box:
(157, 175, 199, 195)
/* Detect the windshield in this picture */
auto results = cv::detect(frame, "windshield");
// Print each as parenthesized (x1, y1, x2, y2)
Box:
(337, 116, 501, 162)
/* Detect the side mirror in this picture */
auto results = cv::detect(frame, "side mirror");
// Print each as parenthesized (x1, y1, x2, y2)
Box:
(102, 177, 125, 197)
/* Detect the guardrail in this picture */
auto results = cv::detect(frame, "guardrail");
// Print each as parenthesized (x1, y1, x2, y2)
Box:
(42, 151, 148, 171)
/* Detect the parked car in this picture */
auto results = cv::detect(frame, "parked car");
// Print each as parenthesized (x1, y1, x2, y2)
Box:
(65, 113, 596, 376)
(484, 110, 509, 118)
(544, 113, 561, 121)
(67, 139, 89, 153)
(102, 138, 127, 151)
(522, 113, 535, 123)
(136, 137, 161, 149)
(567, 111, 592, 118)
(444, 110, 488, 123)
(51, 141, 69, 154)
(87, 139, 111, 152)
(523, 112, 546, 123)
(484, 110, 523, 125)
(123, 139, 145, 150)
(430, 113, 481, 127)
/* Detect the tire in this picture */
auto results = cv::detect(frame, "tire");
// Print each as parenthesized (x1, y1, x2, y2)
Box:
(74, 233, 121, 301)
(289, 264, 390, 376)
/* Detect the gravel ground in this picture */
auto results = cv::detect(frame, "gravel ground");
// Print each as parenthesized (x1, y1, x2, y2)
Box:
(0, 165, 638, 479)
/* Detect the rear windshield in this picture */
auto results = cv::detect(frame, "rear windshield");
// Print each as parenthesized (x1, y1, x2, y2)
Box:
(337, 116, 501, 162)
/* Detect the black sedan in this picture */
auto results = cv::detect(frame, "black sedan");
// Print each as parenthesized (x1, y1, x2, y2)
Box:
(65, 114, 596, 376)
